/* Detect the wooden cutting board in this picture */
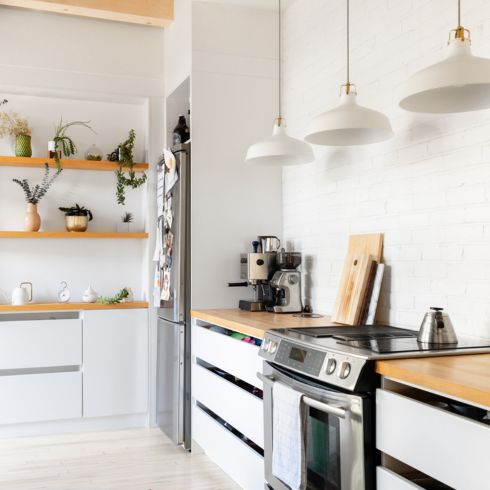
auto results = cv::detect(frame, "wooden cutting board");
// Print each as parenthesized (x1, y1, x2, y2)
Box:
(331, 252, 376, 325)
(348, 233, 383, 262)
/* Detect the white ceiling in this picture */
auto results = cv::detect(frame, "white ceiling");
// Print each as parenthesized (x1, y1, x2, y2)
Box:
(193, 0, 296, 11)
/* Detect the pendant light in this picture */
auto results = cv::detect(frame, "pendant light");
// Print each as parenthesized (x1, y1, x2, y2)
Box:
(400, 0, 490, 113)
(304, 0, 393, 146)
(245, 0, 314, 166)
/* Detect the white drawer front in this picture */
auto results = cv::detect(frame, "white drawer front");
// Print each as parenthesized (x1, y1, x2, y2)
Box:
(0, 319, 82, 370)
(0, 371, 82, 425)
(377, 467, 423, 490)
(193, 363, 264, 447)
(193, 403, 264, 490)
(193, 324, 262, 388)
(376, 389, 490, 490)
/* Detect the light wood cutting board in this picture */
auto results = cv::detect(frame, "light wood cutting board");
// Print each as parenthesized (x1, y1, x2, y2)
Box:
(331, 252, 376, 325)
(348, 233, 383, 262)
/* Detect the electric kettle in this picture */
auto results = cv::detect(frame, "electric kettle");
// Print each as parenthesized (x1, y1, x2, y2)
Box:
(417, 307, 458, 344)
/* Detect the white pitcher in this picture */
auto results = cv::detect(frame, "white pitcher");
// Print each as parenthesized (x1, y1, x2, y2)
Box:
(12, 282, 32, 305)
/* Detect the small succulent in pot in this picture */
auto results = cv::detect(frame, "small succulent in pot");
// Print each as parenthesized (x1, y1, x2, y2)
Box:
(59, 203, 93, 232)
(117, 211, 134, 232)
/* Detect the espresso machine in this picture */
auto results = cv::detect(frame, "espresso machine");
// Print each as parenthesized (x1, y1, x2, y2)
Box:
(228, 236, 280, 311)
(266, 249, 302, 313)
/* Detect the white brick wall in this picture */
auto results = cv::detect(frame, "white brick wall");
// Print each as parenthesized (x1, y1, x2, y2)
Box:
(282, 0, 490, 338)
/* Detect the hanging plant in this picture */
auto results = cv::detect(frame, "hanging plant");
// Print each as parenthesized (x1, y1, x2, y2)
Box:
(109, 129, 147, 205)
(52, 119, 95, 170)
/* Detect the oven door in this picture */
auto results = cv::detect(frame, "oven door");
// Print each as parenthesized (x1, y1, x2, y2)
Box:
(260, 362, 372, 490)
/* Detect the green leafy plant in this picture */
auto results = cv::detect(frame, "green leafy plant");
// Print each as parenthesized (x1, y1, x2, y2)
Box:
(108, 130, 147, 205)
(13, 163, 62, 204)
(97, 287, 130, 305)
(52, 119, 95, 170)
(86, 153, 102, 161)
(59, 203, 93, 221)
(121, 211, 134, 223)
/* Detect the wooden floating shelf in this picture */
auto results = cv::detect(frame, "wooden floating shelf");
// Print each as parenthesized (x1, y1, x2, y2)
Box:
(0, 301, 149, 313)
(0, 156, 148, 172)
(0, 231, 149, 239)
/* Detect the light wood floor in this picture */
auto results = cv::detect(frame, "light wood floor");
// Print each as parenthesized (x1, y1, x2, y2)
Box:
(0, 428, 240, 490)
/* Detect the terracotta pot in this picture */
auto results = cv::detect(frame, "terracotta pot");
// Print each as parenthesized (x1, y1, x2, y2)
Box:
(25, 203, 41, 232)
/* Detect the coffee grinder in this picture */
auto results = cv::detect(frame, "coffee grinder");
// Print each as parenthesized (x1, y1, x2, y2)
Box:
(228, 238, 280, 311)
(266, 249, 302, 313)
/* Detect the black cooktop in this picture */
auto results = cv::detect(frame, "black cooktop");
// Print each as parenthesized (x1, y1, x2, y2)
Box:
(291, 325, 490, 354)
(293, 325, 417, 339)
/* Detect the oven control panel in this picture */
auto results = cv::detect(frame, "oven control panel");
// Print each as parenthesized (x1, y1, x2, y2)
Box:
(273, 340, 326, 376)
(260, 333, 368, 390)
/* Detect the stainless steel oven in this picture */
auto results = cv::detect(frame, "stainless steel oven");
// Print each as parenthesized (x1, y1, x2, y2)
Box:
(259, 362, 374, 490)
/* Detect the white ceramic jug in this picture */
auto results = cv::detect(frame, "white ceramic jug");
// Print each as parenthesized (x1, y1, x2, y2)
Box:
(82, 285, 98, 303)
(12, 282, 32, 305)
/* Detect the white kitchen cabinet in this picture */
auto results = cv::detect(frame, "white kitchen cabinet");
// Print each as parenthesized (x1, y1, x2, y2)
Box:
(0, 314, 81, 369)
(193, 321, 263, 388)
(82, 309, 148, 418)
(376, 388, 490, 490)
(191, 320, 264, 490)
(193, 362, 264, 447)
(193, 402, 264, 490)
(376, 467, 423, 490)
(0, 371, 81, 425)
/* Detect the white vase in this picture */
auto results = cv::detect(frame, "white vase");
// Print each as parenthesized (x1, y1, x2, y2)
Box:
(117, 222, 131, 233)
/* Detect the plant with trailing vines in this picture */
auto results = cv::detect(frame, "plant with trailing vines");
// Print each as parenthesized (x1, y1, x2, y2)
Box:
(108, 129, 147, 205)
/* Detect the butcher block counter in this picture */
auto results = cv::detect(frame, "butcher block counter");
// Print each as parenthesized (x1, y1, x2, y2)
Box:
(191, 308, 338, 339)
(376, 354, 490, 408)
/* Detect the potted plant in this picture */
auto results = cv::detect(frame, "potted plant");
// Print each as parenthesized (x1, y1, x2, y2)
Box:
(49, 119, 95, 170)
(108, 130, 147, 205)
(0, 100, 33, 157)
(117, 211, 134, 232)
(12, 163, 62, 231)
(58, 204, 93, 232)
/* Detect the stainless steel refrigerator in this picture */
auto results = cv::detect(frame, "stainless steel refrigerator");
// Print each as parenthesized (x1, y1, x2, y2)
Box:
(157, 143, 191, 450)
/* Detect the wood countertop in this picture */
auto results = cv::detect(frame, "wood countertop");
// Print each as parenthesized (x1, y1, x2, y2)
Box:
(191, 308, 339, 339)
(376, 355, 490, 409)
(0, 301, 149, 313)
(192, 309, 490, 408)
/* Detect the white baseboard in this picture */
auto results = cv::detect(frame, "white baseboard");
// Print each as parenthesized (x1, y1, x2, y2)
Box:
(0, 413, 149, 439)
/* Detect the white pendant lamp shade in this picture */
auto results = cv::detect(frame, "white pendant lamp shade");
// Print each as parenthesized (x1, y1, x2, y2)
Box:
(244, 0, 314, 166)
(399, 37, 490, 113)
(304, 0, 393, 146)
(305, 89, 393, 146)
(245, 119, 314, 166)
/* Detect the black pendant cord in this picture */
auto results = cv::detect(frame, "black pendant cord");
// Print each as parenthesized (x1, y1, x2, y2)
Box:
(458, 0, 461, 26)
(278, 0, 282, 124)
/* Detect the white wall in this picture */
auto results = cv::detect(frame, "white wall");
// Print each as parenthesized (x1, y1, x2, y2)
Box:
(282, 0, 490, 339)
(191, 2, 283, 309)
(0, 7, 165, 304)
(164, 0, 191, 97)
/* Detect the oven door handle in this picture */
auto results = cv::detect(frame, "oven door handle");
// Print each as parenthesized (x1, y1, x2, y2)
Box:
(257, 372, 347, 419)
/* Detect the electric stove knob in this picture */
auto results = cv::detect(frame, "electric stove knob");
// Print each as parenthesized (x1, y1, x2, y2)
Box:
(269, 342, 278, 354)
(339, 361, 351, 379)
(263, 339, 271, 352)
(325, 358, 337, 375)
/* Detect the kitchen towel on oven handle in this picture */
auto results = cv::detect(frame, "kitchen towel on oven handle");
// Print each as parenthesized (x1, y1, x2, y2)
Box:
(272, 381, 307, 490)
